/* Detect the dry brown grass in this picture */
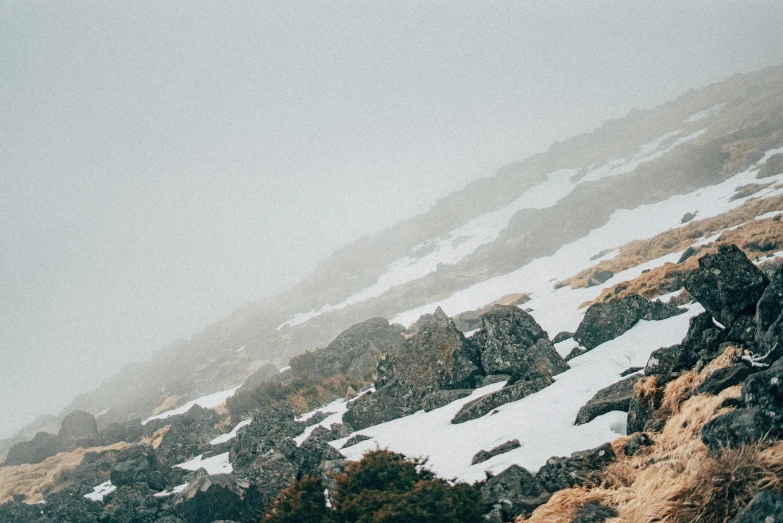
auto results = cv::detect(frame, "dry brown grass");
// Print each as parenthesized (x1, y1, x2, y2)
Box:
(570, 199, 783, 308)
(560, 193, 783, 292)
(141, 425, 170, 449)
(514, 346, 777, 523)
(0, 442, 127, 505)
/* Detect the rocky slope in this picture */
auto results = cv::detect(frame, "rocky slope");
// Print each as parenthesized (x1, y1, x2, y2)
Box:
(2, 65, 783, 522)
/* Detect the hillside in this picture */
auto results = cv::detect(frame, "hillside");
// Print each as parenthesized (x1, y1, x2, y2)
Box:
(1, 64, 783, 522)
(22, 64, 778, 441)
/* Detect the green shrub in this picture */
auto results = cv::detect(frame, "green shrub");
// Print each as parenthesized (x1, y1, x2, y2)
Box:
(264, 475, 330, 523)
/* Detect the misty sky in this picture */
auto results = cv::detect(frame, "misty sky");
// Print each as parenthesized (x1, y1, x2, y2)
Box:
(2, 1, 783, 439)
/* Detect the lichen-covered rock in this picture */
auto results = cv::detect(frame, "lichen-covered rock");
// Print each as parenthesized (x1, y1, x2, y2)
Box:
(471, 305, 567, 381)
(684, 244, 769, 327)
(622, 433, 653, 456)
(341, 382, 418, 431)
(156, 405, 221, 467)
(341, 434, 371, 449)
(174, 474, 260, 523)
(571, 502, 619, 523)
(575, 375, 637, 425)
(756, 266, 783, 332)
(243, 451, 297, 508)
(626, 376, 664, 435)
(700, 408, 772, 453)
(58, 410, 98, 442)
(574, 294, 684, 351)
(742, 358, 783, 428)
(472, 439, 521, 465)
(377, 316, 481, 392)
(536, 443, 615, 492)
(696, 365, 754, 396)
(451, 377, 553, 424)
(420, 389, 472, 412)
(294, 317, 406, 381)
(110, 444, 169, 490)
(480, 465, 551, 520)
(3, 431, 68, 466)
(95, 419, 144, 446)
(758, 152, 783, 178)
(228, 403, 304, 472)
(730, 490, 783, 522)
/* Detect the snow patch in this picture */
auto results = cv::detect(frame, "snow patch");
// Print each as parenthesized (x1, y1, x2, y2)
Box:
(210, 418, 253, 445)
(174, 452, 232, 475)
(85, 481, 116, 502)
(142, 387, 239, 425)
(153, 483, 189, 498)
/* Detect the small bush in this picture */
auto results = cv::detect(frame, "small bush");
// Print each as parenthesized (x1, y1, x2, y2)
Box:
(264, 475, 329, 523)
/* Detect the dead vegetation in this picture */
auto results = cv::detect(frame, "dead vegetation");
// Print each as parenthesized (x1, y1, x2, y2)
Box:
(516, 346, 783, 523)
(0, 442, 127, 505)
(564, 196, 783, 309)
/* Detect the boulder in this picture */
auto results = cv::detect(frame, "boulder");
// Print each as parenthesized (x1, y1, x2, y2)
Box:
(574, 294, 684, 351)
(586, 270, 614, 287)
(684, 244, 769, 327)
(700, 408, 772, 453)
(480, 465, 551, 520)
(58, 410, 98, 442)
(552, 331, 574, 344)
(620, 366, 643, 377)
(575, 375, 638, 425)
(413, 306, 450, 331)
(622, 433, 653, 456)
(294, 317, 406, 381)
(243, 451, 297, 507)
(572, 502, 619, 523)
(156, 405, 221, 467)
(472, 305, 568, 381)
(696, 365, 754, 396)
(626, 377, 664, 435)
(237, 363, 280, 394)
(341, 434, 371, 449)
(3, 431, 68, 466)
(229, 403, 304, 472)
(731, 491, 783, 522)
(377, 316, 481, 392)
(420, 389, 472, 412)
(451, 377, 553, 424)
(174, 474, 260, 523)
(341, 383, 415, 431)
(472, 439, 521, 465)
(758, 152, 783, 178)
(95, 419, 144, 446)
(536, 443, 615, 492)
(110, 443, 169, 490)
(102, 483, 181, 523)
(756, 266, 783, 333)
(742, 358, 783, 428)
(294, 433, 344, 477)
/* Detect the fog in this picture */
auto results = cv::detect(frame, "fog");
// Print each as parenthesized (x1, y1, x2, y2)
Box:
(2, 0, 783, 439)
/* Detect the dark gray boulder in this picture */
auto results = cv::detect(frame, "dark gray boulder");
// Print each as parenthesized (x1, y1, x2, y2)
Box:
(742, 358, 783, 428)
(242, 451, 297, 508)
(684, 244, 769, 328)
(451, 377, 553, 424)
(3, 431, 68, 466)
(758, 152, 783, 178)
(472, 439, 521, 465)
(341, 382, 415, 431)
(574, 294, 684, 351)
(701, 408, 772, 453)
(229, 403, 304, 472)
(58, 410, 98, 442)
(480, 465, 551, 520)
(155, 405, 221, 467)
(626, 376, 664, 435)
(572, 502, 618, 523)
(95, 419, 144, 446)
(294, 431, 344, 477)
(174, 474, 260, 523)
(536, 443, 615, 492)
(472, 305, 568, 381)
(237, 363, 280, 394)
(575, 375, 638, 425)
(756, 266, 783, 333)
(731, 491, 783, 522)
(294, 317, 407, 381)
(420, 389, 472, 412)
(341, 434, 371, 449)
(553, 331, 574, 344)
(110, 443, 169, 490)
(696, 365, 754, 396)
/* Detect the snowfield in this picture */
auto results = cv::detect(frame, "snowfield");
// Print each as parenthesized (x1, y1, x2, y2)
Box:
(334, 305, 703, 483)
(142, 386, 240, 425)
(277, 128, 710, 330)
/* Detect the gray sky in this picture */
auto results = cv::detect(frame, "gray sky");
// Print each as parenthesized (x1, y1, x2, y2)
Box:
(2, 0, 783, 439)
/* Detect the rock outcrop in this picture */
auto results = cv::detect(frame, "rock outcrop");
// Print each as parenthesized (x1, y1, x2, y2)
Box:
(472, 439, 521, 465)
(110, 443, 169, 490)
(174, 474, 260, 523)
(575, 375, 638, 425)
(452, 377, 552, 424)
(3, 431, 68, 466)
(480, 465, 551, 521)
(731, 491, 783, 522)
(58, 410, 98, 442)
(536, 443, 616, 492)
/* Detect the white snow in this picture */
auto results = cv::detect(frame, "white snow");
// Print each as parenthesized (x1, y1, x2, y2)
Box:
(95, 408, 110, 418)
(84, 481, 116, 502)
(294, 397, 352, 445)
(142, 386, 239, 425)
(236, 345, 247, 353)
(391, 152, 783, 334)
(174, 452, 232, 475)
(463, 328, 480, 338)
(278, 129, 709, 330)
(279, 366, 291, 373)
(336, 305, 702, 482)
(210, 418, 253, 445)
(683, 103, 726, 123)
(153, 483, 189, 498)
(554, 338, 580, 358)
(754, 210, 783, 221)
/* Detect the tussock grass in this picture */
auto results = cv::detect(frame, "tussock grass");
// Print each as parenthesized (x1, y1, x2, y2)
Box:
(0, 442, 127, 505)
(515, 347, 779, 523)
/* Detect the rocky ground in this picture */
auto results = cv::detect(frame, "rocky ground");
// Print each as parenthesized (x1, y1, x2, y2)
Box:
(1, 244, 782, 522)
